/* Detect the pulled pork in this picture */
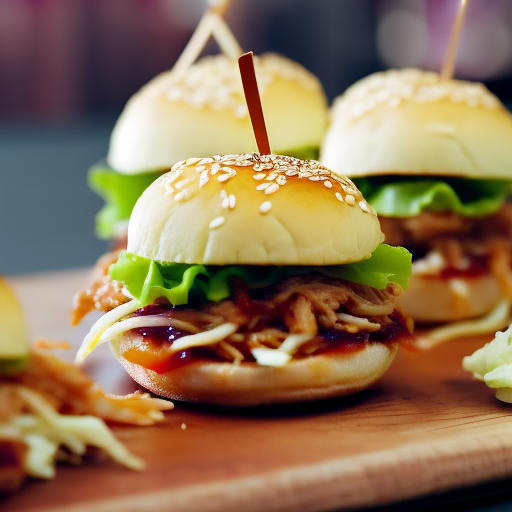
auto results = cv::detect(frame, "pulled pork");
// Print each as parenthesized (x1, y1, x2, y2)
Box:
(379, 203, 512, 295)
(78, 272, 412, 365)
(0, 347, 172, 426)
(72, 250, 126, 325)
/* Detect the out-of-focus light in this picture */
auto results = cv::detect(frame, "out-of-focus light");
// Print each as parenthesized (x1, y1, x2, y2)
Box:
(162, 0, 208, 29)
(458, 18, 512, 79)
(377, 8, 429, 69)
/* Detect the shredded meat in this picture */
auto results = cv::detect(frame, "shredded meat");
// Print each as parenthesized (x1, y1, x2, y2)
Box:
(118, 275, 411, 364)
(0, 346, 172, 425)
(380, 203, 512, 296)
(282, 294, 318, 334)
(72, 250, 126, 325)
(0, 342, 173, 493)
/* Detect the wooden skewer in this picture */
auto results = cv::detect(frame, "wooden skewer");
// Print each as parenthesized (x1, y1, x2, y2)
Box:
(238, 52, 271, 155)
(170, 0, 230, 82)
(440, 0, 469, 81)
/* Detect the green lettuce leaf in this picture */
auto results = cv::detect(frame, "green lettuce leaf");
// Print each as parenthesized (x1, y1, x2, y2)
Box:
(109, 244, 411, 307)
(89, 165, 162, 239)
(319, 244, 411, 290)
(353, 176, 512, 218)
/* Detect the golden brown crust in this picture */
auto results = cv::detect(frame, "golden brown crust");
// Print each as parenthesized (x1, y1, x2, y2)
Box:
(128, 154, 383, 266)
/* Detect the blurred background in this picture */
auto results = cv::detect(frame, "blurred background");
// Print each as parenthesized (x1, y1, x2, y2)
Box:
(2, 0, 512, 274)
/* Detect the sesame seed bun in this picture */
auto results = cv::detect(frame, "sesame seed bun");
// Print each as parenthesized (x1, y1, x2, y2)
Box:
(400, 272, 501, 323)
(108, 54, 328, 174)
(110, 333, 398, 407)
(127, 154, 383, 266)
(321, 69, 512, 179)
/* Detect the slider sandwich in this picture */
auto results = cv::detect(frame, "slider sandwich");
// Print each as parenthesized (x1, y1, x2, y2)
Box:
(321, 69, 512, 344)
(76, 153, 413, 406)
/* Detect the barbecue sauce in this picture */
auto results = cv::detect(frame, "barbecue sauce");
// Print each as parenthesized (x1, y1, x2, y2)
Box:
(121, 310, 412, 374)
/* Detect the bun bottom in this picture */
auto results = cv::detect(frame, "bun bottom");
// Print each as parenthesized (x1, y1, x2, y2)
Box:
(400, 272, 502, 323)
(110, 333, 398, 407)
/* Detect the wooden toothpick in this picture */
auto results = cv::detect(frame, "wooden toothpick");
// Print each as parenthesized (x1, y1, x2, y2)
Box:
(238, 52, 271, 155)
(440, 0, 469, 81)
(170, 0, 231, 82)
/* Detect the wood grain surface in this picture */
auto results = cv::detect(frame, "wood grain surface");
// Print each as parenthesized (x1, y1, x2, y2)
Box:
(3, 268, 512, 512)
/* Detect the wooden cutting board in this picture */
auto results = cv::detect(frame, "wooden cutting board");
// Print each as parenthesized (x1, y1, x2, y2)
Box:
(3, 268, 512, 512)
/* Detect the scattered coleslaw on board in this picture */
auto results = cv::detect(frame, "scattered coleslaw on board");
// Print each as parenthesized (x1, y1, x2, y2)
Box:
(463, 322, 512, 403)
(0, 275, 173, 494)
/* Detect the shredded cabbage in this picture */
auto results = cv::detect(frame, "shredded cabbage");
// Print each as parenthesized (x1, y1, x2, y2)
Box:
(463, 322, 512, 381)
(109, 244, 412, 307)
(353, 176, 512, 218)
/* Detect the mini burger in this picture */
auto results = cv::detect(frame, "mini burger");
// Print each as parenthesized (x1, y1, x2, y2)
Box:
(76, 153, 412, 406)
(90, 53, 328, 241)
(321, 69, 512, 342)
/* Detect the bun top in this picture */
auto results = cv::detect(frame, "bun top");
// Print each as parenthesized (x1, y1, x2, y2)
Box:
(127, 153, 383, 266)
(108, 53, 328, 174)
(321, 68, 512, 179)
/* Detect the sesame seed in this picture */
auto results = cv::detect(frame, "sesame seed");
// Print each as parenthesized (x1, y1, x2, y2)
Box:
(265, 183, 279, 195)
(259, 201, 272, 214)
(175, 189, 190, 202)
(359, 200, 370, 213)
(222, 197, 229, 209)
(209, 216, 225, 229)
(199, 158, 214, 165)
(196, 165, 206, 173)
(266, 172, 278, 181)
(181, 423, 187, 430)
(175, 178, 191, 190)
(211, 163, 220, 175)
(345, 194, 355, 205)
(213, 155, 221, 161)
(276, 175, 286, 186)
(324, 181, 333, 188)
(171, 160, 186, 172)
(253, 173, 266, 180)
(335, 192, 344, 202)
(257, 183, 270, 191)
(235, 105, 247, 118)
(220, 190, 227, 199)
(186, 157, 201, 166)
(229, 195, 236, 209)
(221, 166, 235, 173)
(199, 171, 209, 188)
(217, 174, 230, 182)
